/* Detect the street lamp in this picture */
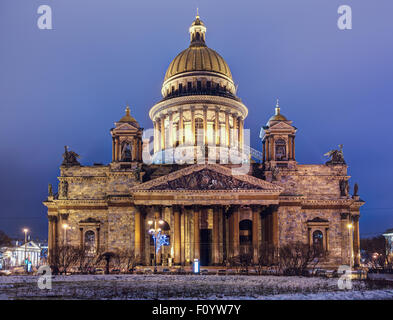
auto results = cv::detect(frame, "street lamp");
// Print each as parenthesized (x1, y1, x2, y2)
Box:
(22, 228, 28, 271)
(147, 218, 164, 274)
(62, 224, 70, 246)
(347, 223, 354, 270)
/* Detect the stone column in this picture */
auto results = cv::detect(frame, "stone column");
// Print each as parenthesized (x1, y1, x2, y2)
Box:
(340, 213, 350, 264)
(135, 209, 142, 259)
(160, 115, 166, 151)
(155, 207, 162, 264)
(138, 139, 142, 162)
(96, 227, 100, 253)
(79, 228, 83, 249)
(132, 138, 137, 161)
(112, 138, 115, 162)
(212, 207, 220, 264)
(179, 109, 184, 145)
(118, 138, 122, 161)
(156, 119, 161, 152)
(215, 107, 220, 146)
(48, 216, 53, 251)
(265, 138, 269, 161)
(325, 227, 330, 252)
(233, 207, 240, 257)
(180, 206, 186, 264)
(203, 106, 208, 145)
(239, 117, 244, 151)
(353, 215, 360, 267)
(114, 138, 119, 161)
(191, 107, 196, 146)
(168, 112, 174, 148)
(48, 216, 55, 262)
(252, 206, 260, 264)
(232, 113, 238, 148)
(228, 210, 233, 258)
(174, 207, 181, 265)
(272, 206, 279, 247)
(270, 137, 274, 161)
(153, 121, 157, 153)
(193, 207, 200, 260)
(225, 111, 230, 147)
(292, 136, 295, 160)
(52, 216, 58, 254)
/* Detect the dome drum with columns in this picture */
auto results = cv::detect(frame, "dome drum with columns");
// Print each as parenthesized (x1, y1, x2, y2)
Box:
(150, 14, 248, 164)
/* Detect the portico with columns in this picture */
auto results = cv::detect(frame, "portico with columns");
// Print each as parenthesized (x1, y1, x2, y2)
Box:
(131, 164, 283, 266)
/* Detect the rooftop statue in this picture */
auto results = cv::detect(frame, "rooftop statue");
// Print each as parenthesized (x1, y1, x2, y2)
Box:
(324, 144, 346, 165)
(61, 145, 80, 167)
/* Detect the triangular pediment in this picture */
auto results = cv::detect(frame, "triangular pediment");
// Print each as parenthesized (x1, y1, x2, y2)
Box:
(132, 164, 283, 192)
(114, 123, 139, 131)
(269, 121, 294, 130)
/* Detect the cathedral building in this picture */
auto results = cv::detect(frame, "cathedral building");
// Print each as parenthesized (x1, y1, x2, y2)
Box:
(43, 14, 364, 268)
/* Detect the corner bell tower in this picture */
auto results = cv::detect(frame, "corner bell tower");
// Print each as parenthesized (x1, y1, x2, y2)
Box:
(111, 105, 143, 163)
(260, 100, 297, 170)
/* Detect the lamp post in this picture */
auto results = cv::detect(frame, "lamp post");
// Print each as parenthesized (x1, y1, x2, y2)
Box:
(347, 223, 354, 270)
(62, 224, 70, 246)
(147, 218, 164, 274)
(22, 228, 28, 271)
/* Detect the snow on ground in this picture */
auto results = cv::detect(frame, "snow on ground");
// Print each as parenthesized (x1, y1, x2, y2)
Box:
(0, 274, 392, 300)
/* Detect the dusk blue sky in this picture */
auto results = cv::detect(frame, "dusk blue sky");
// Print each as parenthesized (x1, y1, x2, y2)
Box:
(0, 0, 392, 240)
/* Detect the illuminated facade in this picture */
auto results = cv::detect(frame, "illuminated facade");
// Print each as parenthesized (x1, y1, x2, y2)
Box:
(44, 15, 364, 268)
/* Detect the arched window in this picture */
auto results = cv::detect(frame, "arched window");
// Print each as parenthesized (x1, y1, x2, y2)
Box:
(312, 230, 324, 252)
(195, 118, 204, 145)
(275, 139, 286, 160)
(84, 230, 96, 253)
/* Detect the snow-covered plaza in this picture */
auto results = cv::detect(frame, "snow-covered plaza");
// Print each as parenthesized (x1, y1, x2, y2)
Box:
(1, 274, 393, 300)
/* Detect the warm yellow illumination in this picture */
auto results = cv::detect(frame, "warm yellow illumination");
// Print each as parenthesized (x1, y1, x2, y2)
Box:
(347, 223, 353, 229)
(148, 220, 153, 226)
(23, 228, 28, 233)
(159, 220, 164, 225)
(62, 223, 69, 229)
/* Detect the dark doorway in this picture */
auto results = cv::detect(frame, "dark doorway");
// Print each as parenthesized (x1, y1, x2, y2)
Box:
(200, 229, 212, 266)
(240, 219, 252, 255)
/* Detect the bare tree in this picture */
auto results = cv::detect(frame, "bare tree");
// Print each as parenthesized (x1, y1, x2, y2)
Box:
(52, 245, 80, 275)
(254, 243, 278, 275)
(361, 236, 392, 270)
(0, 230, 12, 247)
(119, 249, 139, 273)
(278, 241, 325, 276)
(74, 247, 101, 274)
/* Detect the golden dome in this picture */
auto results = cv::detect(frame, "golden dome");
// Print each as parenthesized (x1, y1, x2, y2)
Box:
(164, 14, 232, 82)
(164, 46, 232, 81)
(268, 100, 287, 123)
(118, 106, 139, 127)
(269, 114, 287, 121)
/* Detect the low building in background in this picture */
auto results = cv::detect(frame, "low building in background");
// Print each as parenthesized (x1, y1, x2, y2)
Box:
(0, 241, 48, 270)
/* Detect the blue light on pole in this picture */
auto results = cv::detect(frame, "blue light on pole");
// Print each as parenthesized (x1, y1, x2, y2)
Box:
(152, 231, 170, 253)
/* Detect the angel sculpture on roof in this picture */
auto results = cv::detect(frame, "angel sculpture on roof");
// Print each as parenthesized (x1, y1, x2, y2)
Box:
(61, 145, 80, 167)
(324, 144, 346, 165)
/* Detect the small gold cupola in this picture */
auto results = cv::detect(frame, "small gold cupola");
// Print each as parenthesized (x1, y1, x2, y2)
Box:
(268, 99, 287, 123)
(189, 9, 207, 47)
(111, 104, 143, 163)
